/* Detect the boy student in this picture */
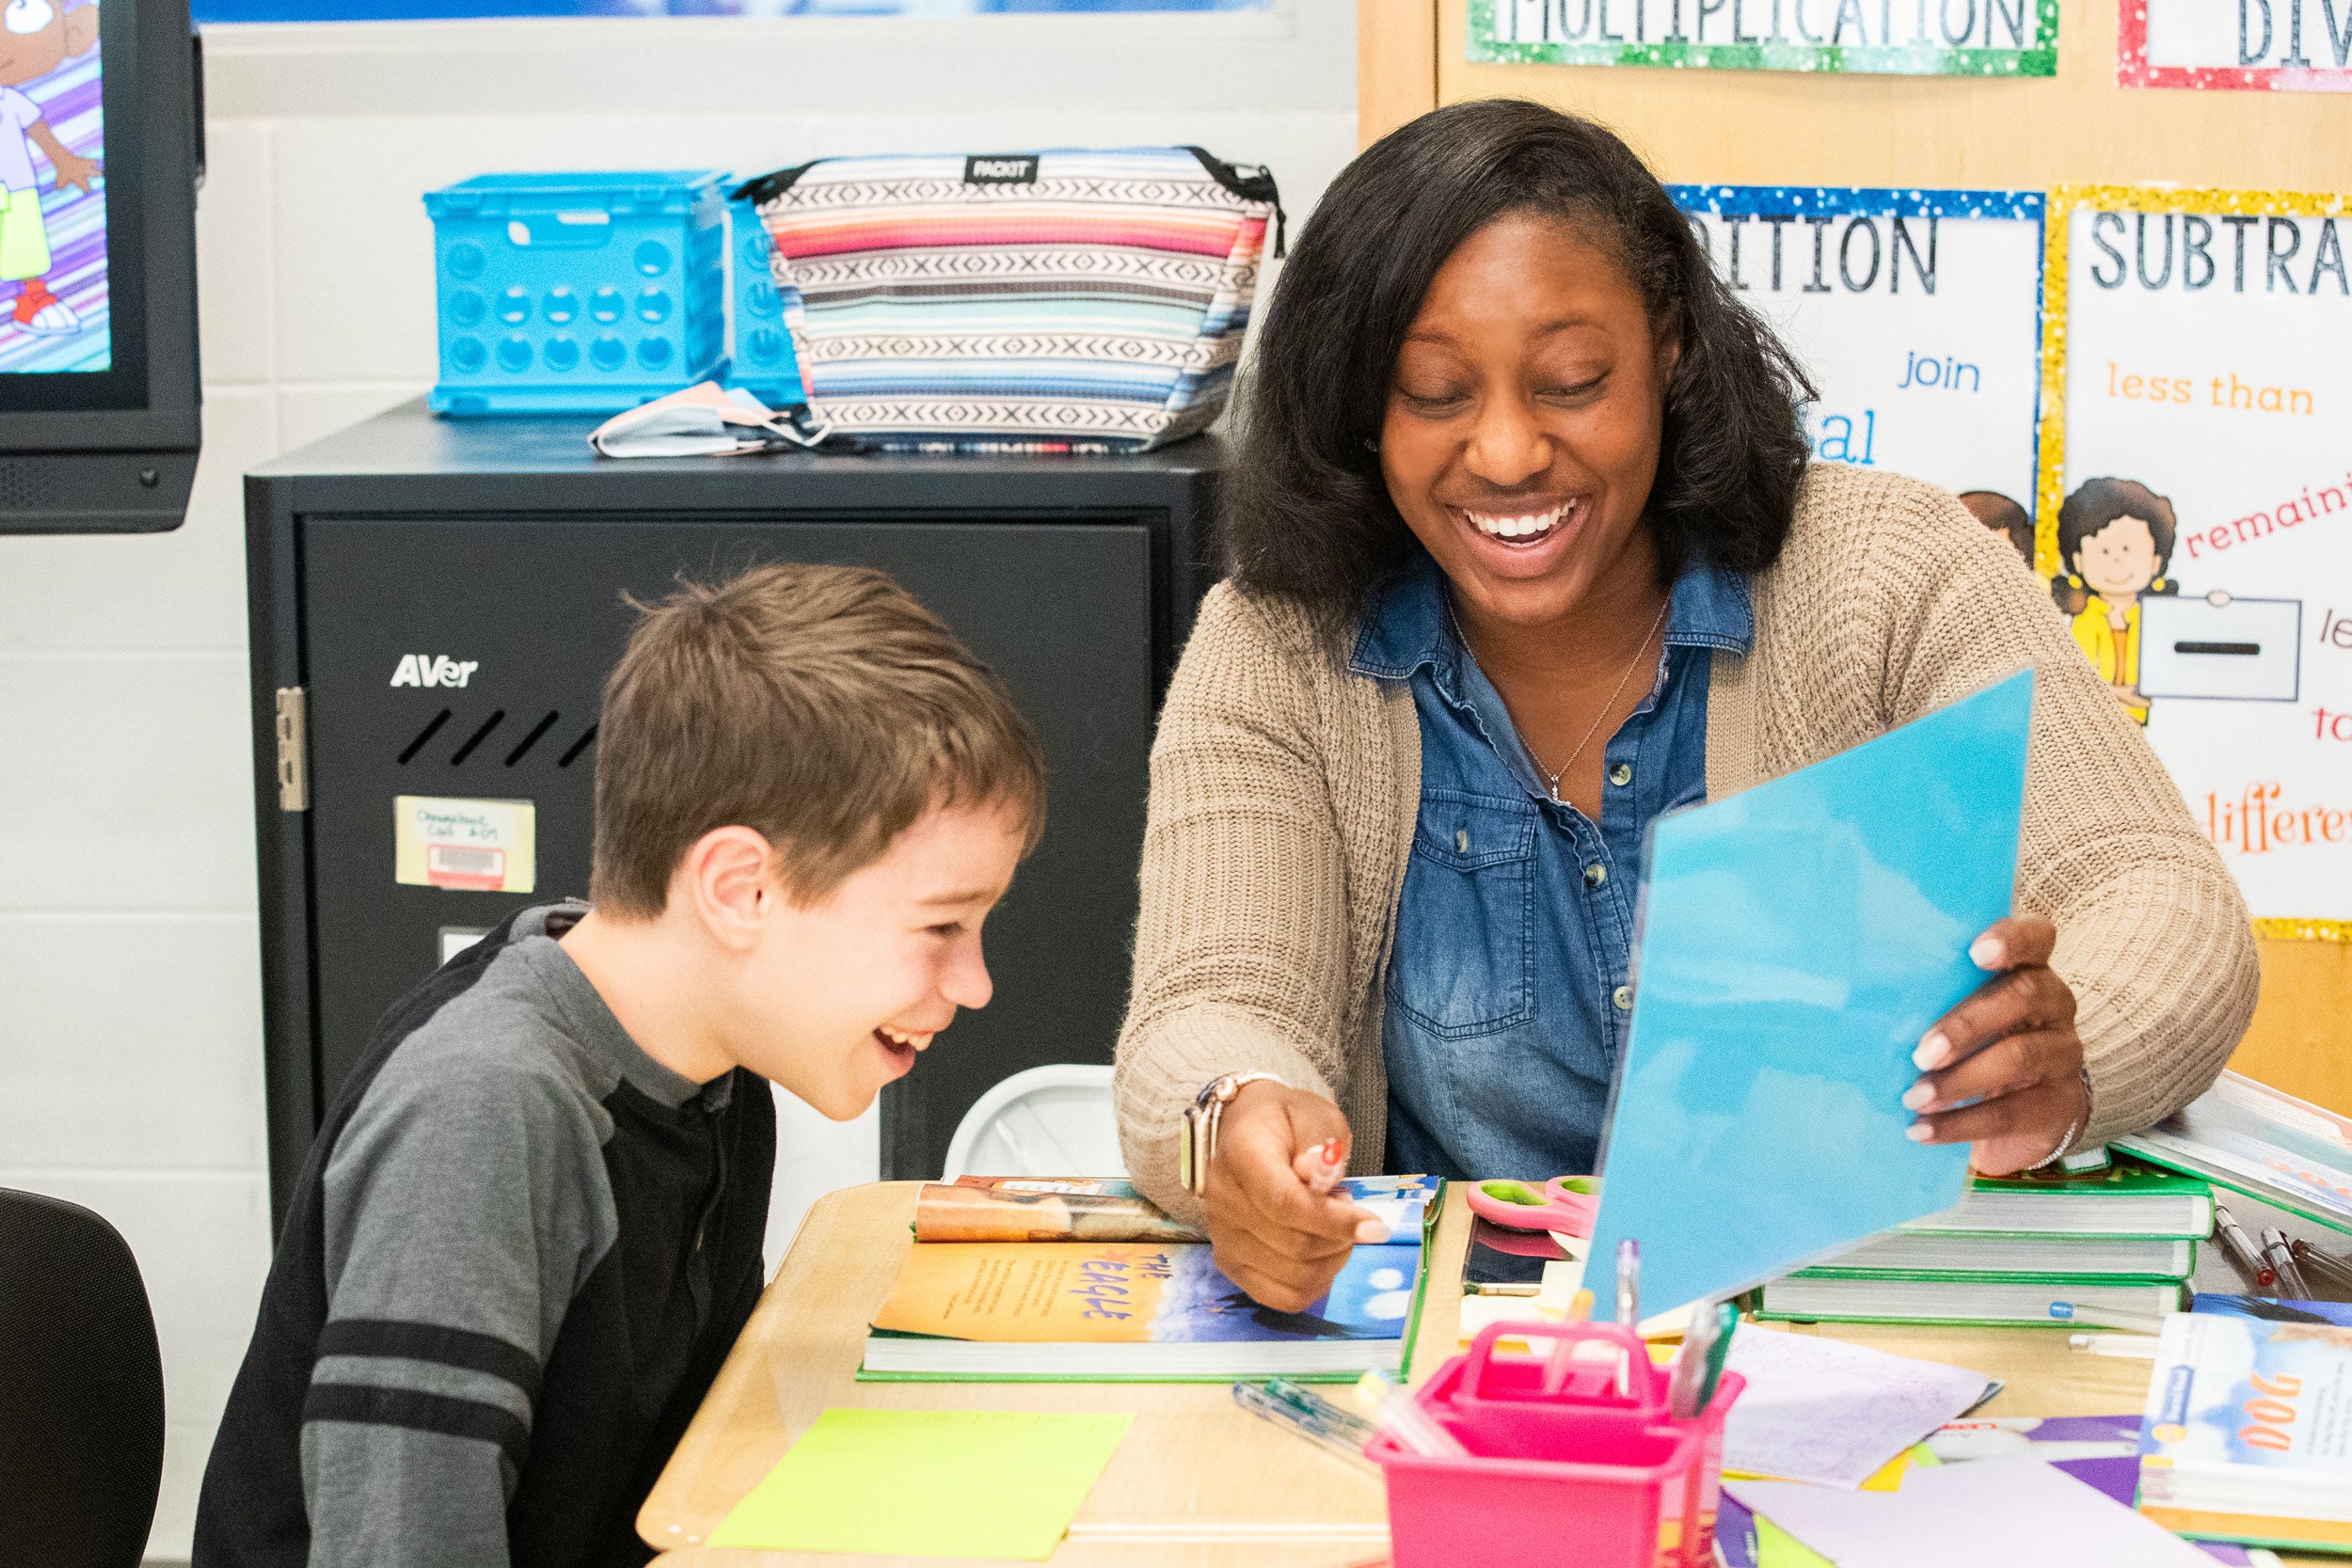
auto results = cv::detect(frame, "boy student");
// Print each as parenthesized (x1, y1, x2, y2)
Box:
(195, 564, 1045, 1568)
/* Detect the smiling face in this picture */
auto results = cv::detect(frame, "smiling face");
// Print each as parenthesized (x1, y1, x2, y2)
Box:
(0, 1, 97, 90)
(1377, 210, 1677, 634)
(2074, 514, 2163, 601)
(729, 798, 1027, 1120)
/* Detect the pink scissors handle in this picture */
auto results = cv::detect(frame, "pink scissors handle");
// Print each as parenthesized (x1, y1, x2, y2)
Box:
(1465, 1176, 1598, 1237)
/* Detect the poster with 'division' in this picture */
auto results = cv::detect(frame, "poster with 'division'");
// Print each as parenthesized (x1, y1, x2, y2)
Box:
(1674, 187, 2045, 551)
(2042, 188, 2352, 931)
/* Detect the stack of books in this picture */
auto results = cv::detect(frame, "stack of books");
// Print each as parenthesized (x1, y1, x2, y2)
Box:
(1756, 1157, 2209, 1327)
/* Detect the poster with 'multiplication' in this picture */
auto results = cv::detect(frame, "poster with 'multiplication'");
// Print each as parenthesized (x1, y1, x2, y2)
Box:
(2041, 187, 2352, 931)
(1473, 0, 2056, 73)
(1674, 187, 2046, 546)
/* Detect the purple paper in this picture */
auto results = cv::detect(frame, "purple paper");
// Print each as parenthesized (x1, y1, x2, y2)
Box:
(1715, 1495, 1758, 1568)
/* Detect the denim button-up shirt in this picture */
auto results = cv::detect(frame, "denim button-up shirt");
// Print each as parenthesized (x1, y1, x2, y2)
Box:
(1350, 550, 1756, 1181)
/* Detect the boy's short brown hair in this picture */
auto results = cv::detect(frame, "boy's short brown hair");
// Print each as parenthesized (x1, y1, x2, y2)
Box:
(589, 562, 1046, 917)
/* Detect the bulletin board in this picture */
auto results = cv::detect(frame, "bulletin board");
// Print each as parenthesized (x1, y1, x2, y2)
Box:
(1358, 0, 2352, 1109)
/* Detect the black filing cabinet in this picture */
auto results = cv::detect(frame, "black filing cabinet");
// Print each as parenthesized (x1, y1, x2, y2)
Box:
(246, 401, 1221, 1223)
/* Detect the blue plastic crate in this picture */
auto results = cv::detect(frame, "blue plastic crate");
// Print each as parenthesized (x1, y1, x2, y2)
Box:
(424, 170, 729, 417)
(726, 196, 805, 409)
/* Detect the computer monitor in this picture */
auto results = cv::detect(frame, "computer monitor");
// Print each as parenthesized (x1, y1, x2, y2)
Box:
(0, 0, 201, 533)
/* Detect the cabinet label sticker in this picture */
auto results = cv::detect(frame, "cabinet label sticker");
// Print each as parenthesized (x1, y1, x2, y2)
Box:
(395, 796, 536, 893)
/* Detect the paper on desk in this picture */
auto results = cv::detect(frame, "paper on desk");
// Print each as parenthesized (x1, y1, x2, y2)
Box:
(707, 1408, 1133, 1560)
(1720, 1327, 1994, 1487)
(1726, 1455, 2217, 1568)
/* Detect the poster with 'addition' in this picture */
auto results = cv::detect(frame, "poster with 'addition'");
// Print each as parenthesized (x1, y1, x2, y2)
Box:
(1673, 187, 2045, 540)
(1472, 0, 2055, 73)
(2040, 187, 2352, 933)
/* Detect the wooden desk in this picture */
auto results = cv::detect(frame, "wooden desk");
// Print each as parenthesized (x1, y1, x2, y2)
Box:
(640, 1182, 2298, 1566)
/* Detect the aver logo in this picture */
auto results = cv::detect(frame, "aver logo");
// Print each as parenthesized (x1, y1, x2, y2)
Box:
(390, 654, 480, 689)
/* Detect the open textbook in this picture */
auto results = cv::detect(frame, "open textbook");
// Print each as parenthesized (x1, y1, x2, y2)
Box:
(864, 1237, 1428, 1381)
(2117, 1072, 2352, 1236)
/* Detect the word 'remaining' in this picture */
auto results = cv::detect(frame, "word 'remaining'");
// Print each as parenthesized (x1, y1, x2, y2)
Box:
(1690, 214, 1942, 295)
(1488, 0, 2041, 48)
(2086, 213, 2352, 295)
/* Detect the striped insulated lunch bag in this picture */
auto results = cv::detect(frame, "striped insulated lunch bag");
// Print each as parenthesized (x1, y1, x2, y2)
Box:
(731, 147, 1281, 452)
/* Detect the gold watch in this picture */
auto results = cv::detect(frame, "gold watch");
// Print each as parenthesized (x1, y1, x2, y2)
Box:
(1179, 1072, 1287, 1196)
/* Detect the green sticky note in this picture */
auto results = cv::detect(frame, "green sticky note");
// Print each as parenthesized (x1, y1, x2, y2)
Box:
(1756, 1514, 1836, 1568)
(707, 1408, 1134, 1560)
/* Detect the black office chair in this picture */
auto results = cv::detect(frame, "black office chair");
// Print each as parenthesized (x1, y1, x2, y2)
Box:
(0, 1187, 167, 1568)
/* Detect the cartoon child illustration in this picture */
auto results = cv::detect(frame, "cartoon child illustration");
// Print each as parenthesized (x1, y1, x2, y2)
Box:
(1958, 490, 2034, 569)
(0, 0, 101, 338)
(2052, 476, 2181, 724)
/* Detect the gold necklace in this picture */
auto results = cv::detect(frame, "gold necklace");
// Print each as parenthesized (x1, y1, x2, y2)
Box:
(1458, 595, 1670, 805)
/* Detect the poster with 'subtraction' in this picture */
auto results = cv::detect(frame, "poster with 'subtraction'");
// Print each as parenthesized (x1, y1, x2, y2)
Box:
(1673, 187, 2045, 544)
(1472, 0, 2056, 73)
(2040, 188, 2352, 933)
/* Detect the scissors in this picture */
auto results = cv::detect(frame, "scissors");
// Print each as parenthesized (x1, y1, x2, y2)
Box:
(1464, 1176, 1598, 1238)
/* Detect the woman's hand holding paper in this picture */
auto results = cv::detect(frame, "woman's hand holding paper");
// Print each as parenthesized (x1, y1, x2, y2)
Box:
(1901, 915, 2091, 1176)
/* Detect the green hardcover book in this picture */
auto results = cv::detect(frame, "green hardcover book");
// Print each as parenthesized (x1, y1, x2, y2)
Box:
(1756, 1275, 2185, 1328)
(1896, 1155, 2212, 1241)
(1790, 1231, 2196, 1281)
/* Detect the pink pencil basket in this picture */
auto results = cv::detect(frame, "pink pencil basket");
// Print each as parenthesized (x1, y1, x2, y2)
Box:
(1367, 1321, 1745, 1568)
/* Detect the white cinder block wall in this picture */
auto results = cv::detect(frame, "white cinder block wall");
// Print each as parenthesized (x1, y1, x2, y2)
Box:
(0, 7, 1355, 1558)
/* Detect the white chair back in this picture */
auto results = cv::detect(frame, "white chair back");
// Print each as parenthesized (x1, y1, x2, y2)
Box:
(941, 1063, 1123, 1180)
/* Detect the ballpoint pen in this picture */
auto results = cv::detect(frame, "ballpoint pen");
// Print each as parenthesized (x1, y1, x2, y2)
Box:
(1232, 1379, 1379, 1469)
(2048, 1300, 2169, 1334)
(2262, 1227, 2312, 1298)
(2291, 1236, 2352, 1291)
(2213, 1205, 2277, 1291)
(1614, 1239, 1642, 1397)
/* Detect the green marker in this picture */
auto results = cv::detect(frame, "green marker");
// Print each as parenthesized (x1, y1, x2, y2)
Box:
(1693, 1301, 1739, 1411)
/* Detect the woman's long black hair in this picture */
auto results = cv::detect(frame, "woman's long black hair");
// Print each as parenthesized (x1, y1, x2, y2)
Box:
(1222, 99, 1815, 626)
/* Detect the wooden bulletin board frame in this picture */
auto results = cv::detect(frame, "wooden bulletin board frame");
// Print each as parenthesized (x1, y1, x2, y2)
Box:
(1365, 0, 2352, 187)
(1356, 0, 2352, 1107)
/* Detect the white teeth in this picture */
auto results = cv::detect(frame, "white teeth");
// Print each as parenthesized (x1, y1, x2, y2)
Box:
(879, 1025, 934, 1052)
(1467, 502, 1573, 540)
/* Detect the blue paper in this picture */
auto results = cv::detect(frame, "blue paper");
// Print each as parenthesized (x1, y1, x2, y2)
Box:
(1585, 670, 2034, 1318)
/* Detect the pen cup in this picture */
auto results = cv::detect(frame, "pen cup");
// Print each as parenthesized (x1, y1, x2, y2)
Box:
(1367, 1321, 1744, 1568)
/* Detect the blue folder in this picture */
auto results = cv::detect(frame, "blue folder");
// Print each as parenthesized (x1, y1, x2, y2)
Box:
(1584, 669, 2035, 1318)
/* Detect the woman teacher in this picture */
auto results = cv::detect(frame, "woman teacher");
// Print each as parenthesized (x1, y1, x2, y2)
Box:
(1112, 101, 2259, 1312)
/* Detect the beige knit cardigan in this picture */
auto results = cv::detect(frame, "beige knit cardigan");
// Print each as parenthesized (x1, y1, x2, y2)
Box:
(1111, 462, 2260, 1223)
